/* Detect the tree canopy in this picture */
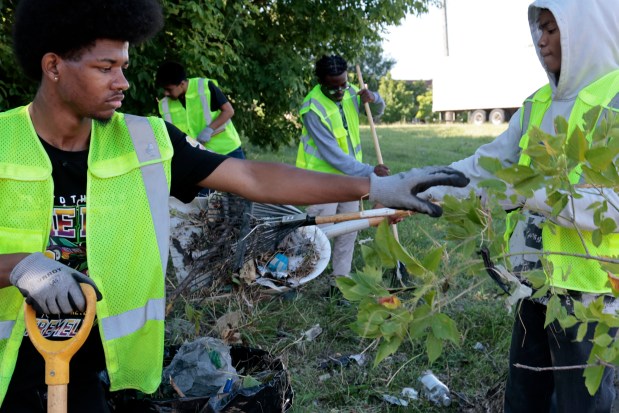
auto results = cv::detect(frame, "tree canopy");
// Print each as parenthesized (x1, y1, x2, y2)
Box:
(0, 0, 435, 148)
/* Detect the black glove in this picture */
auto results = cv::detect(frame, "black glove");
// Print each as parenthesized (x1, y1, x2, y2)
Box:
(369, 166, 470, 217)
(10, 252, 102, 314)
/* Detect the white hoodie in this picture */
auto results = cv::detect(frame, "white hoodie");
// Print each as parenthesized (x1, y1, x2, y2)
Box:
(421, 0, 619, 275)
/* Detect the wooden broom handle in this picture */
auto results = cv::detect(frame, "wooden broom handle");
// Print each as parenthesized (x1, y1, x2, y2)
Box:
(356, 64, 402, 241)
(356, 64, 384, 164)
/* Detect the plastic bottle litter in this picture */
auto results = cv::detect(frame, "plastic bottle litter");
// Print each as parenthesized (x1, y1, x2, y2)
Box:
(418, 370, 451, 407)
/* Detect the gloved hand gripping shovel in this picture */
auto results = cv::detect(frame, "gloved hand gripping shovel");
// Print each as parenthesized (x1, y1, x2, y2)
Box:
(24, 284, 97, 413)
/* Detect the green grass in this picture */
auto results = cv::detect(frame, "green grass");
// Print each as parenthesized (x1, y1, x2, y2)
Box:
(167, 124, 513, 412)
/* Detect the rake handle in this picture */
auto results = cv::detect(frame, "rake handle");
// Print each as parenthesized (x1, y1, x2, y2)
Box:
(313, 209, 412, 225)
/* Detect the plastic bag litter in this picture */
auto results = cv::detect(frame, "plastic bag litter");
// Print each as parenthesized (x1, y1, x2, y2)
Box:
(163, 337, 236, 398)
(109, 342, 294, 412)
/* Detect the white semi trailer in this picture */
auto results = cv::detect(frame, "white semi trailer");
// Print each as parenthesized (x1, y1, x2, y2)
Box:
(431, 0, 548, 124)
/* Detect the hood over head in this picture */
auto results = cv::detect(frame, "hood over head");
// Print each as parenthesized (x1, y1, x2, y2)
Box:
(528, 0, 619, 99)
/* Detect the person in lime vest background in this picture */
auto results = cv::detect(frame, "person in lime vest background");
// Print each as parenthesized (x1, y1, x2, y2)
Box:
(0, 0, 471, 411)
(419, 1, 619, 411)
(296, 55, 390, 283)
(155, 61, 244, 160)
(156, 61, 245, 196)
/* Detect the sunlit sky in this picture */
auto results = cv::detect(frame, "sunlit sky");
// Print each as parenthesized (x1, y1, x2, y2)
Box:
(382, 0, 536, 80)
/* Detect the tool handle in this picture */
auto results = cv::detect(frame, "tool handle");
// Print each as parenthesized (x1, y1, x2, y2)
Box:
(357, 64, 402, 241)
(47, 385, 68, 413)
(314, 208, 412, 225)
(355, 64, 383, 164)
(25, 283, 97, 386)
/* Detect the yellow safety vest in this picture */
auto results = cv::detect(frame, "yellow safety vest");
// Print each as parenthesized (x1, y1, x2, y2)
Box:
(0, 106, 173, 402)
(158, 77, 241, 155)
(510, 69, 619, 293)
(296, 84, 363, 174)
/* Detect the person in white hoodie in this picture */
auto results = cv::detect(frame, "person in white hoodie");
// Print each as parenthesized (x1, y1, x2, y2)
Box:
(420, 1, 619, 411)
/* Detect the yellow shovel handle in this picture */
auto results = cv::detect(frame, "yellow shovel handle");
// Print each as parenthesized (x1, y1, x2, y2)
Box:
(24, 283, 97, 384)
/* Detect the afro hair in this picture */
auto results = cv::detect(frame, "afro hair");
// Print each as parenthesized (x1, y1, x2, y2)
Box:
(12, 0, 164, 80)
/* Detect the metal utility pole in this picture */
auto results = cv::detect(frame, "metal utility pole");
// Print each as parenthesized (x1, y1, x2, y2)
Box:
(442, 0, 449, 56)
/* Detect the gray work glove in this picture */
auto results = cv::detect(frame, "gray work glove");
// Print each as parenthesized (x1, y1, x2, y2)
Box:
(10, 252, 102, 315)
(196, 126, 214, 144)
(369, 166, 470, 217)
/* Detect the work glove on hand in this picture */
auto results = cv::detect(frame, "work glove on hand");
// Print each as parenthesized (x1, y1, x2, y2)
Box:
(10, 252, 102, 315)
(369, 166, 470, 217)
(197, 126, 214, 144)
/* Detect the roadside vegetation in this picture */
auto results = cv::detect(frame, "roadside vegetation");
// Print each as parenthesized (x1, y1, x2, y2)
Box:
(165, 123, 515, 412)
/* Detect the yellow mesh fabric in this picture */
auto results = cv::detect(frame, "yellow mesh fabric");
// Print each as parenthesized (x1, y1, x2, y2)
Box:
(0, 106, 54, 403)
(87, 114, 171, 392)
(519, 70, 619, 293)
(543, 223, 616, 293)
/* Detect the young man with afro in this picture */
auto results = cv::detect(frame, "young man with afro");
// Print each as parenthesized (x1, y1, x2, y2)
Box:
(0, 0, 468, 411)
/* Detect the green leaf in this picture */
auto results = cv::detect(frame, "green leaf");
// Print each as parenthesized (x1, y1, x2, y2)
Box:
(478, 156, 504, 174)
(584, 365, 605, 396)
(600, 218, 617, 235)
(426, 333, 443, 363)
(593, 333, 613, 347)
(585, 147, 618, 171)
(430, 313, 460, 344)
(544, 295, 561, 328)
(374, 336, 403, 367)
(577, 322, 590, 342)
(566, 127, 588, 163)
(558, 315, 578, 329)
(421, 246, 444, 273)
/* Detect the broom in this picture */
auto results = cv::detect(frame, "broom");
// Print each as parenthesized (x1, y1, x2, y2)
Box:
(355, 64, 410, 286)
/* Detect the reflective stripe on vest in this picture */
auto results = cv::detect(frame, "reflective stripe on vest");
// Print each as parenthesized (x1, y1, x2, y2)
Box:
(125, 115, 170, 272)
(101, 298, 165, 340)
(0, 322, 14, 341)
(196, 78, 229, 135)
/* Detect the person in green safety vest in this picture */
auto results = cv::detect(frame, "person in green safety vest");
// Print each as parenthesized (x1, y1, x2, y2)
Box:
(419, 1, 619, 411)
(0, 1, 470, 411)
(156, 61, 246, 196)
(296, 55, 390, 284)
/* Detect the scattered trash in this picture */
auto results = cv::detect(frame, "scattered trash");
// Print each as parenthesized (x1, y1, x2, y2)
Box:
(318, 353, 368, 369)
(163, 337, 236, 398)
(419, 370, 452, 407)
(382, 393, 409, 406)
(348, 353, 368, 366)
(267, 253, 289, 273)
(318, 373, 331, 382)
(473, 342, 487, 352)
(302, 324, 323, 341)
(401, 387, 419, 400)
(113, 343, 295, 412)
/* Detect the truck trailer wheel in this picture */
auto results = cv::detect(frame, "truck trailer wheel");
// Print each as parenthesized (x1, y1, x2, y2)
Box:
(470, 110, 486, 125)
(489, 109, 506, 125)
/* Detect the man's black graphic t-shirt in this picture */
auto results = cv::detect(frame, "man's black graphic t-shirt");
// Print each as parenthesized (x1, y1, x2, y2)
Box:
(10, 121, 227, 391)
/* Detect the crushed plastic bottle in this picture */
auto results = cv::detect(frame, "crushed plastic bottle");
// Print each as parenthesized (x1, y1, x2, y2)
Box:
(418, 370, 451, 407)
